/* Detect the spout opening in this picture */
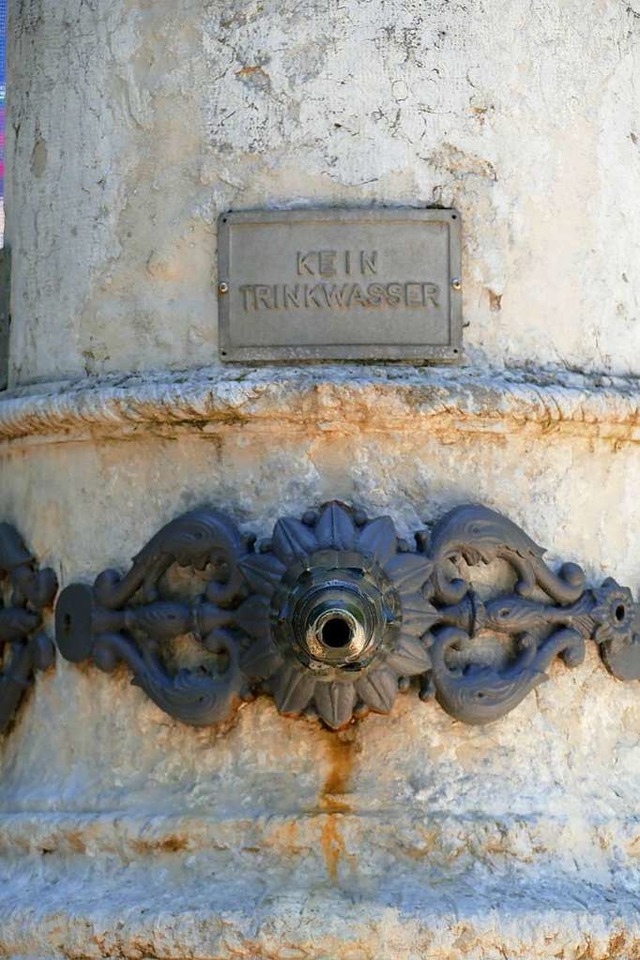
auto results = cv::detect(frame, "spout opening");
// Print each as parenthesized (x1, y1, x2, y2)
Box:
(320, 616, 353, 649)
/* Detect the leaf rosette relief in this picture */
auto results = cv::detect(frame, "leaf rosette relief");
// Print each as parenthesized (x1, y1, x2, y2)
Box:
(237, 502, 436, 729)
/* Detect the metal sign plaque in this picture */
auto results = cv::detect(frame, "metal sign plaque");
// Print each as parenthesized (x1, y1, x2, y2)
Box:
(217, 208, 461, 363)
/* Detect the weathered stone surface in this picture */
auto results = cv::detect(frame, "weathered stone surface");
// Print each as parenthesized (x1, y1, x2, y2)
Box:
(7, 0, 640, 383)
(4, 0, 640, 956)
(2, 664, 640, 958)
(1, 364, 640, 444)
(1, 418, 640, 954)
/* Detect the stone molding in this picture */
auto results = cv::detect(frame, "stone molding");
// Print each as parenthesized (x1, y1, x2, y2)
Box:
(2, 845, 638, 960)
(0, 808, 634, 861)
(0, 365, 639, 445)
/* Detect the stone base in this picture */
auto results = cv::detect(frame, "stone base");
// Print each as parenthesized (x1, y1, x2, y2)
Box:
(0, 804, 638, 959)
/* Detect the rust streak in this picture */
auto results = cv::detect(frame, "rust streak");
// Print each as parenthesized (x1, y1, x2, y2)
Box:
(316, 732, 357, 880)
(321, 732, 355, 813)
(319, 816, 346, 883)
(130, 834, 189, 855)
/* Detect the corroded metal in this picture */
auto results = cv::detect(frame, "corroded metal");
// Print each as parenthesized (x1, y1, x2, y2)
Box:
(53, 501, 640, 731)
(0, 524, 58, 732)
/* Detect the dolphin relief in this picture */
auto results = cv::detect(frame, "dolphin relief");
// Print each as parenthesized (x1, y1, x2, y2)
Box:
(52, 502, 640, 732)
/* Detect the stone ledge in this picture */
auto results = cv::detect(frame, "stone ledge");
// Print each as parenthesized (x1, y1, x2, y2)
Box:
(0, 364, 639, 446)
(0, 808, 635, 860)
(0, 809, 637, 871)
(0, 855, 636, 959)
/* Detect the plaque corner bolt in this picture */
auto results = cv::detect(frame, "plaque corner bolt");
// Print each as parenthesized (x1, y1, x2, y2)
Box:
(218, 281, 229, 296)
(450, 277, 462, 291)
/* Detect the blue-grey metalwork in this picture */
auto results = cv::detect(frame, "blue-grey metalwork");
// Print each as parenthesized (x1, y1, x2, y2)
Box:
(0, 524, 57, 732)
(54, 501, 640, 731)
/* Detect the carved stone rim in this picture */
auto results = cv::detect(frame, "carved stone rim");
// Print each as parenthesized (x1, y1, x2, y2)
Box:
(1, 364, 640, 445)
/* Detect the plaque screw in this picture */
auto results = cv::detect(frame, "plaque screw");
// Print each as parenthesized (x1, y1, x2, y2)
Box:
(218, 281, 229, 295)
(451, 277, 462, 291)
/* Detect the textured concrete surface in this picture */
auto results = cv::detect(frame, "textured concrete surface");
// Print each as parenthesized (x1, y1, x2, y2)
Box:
(4, 0, 640, 957)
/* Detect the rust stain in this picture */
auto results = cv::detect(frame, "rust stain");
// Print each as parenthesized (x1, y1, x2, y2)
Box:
(399, 827, 441, 860)
(607, 932, 628, 958)
(316, 732, 359, 881)
(572, 931, 640, 960)
(627, 833, 640, 856)
(321, 731, 355, 813)
(268, 819, 300, 854)
(130, 834, 189, 855)
(235, 65, 271, 90)
(488, 289, 502, 312)
(236, 65, 264, 77)
(64, 829, 87, 854)
(319, 816, 347, 883)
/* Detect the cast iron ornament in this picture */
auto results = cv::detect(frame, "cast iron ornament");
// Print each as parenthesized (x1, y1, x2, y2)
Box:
(0, 524, 57, 732)
(55, 509, 252, 726)
(238, 502, 435, 728)
(54, 502, 640, 731)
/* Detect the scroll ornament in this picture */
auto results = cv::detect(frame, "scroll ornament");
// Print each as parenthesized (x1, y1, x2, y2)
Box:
(54, 502, 640, 731)
(0, 524, 57, 733)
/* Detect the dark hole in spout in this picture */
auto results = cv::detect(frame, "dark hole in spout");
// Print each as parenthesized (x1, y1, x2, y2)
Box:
(321, 617, 353, 649)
